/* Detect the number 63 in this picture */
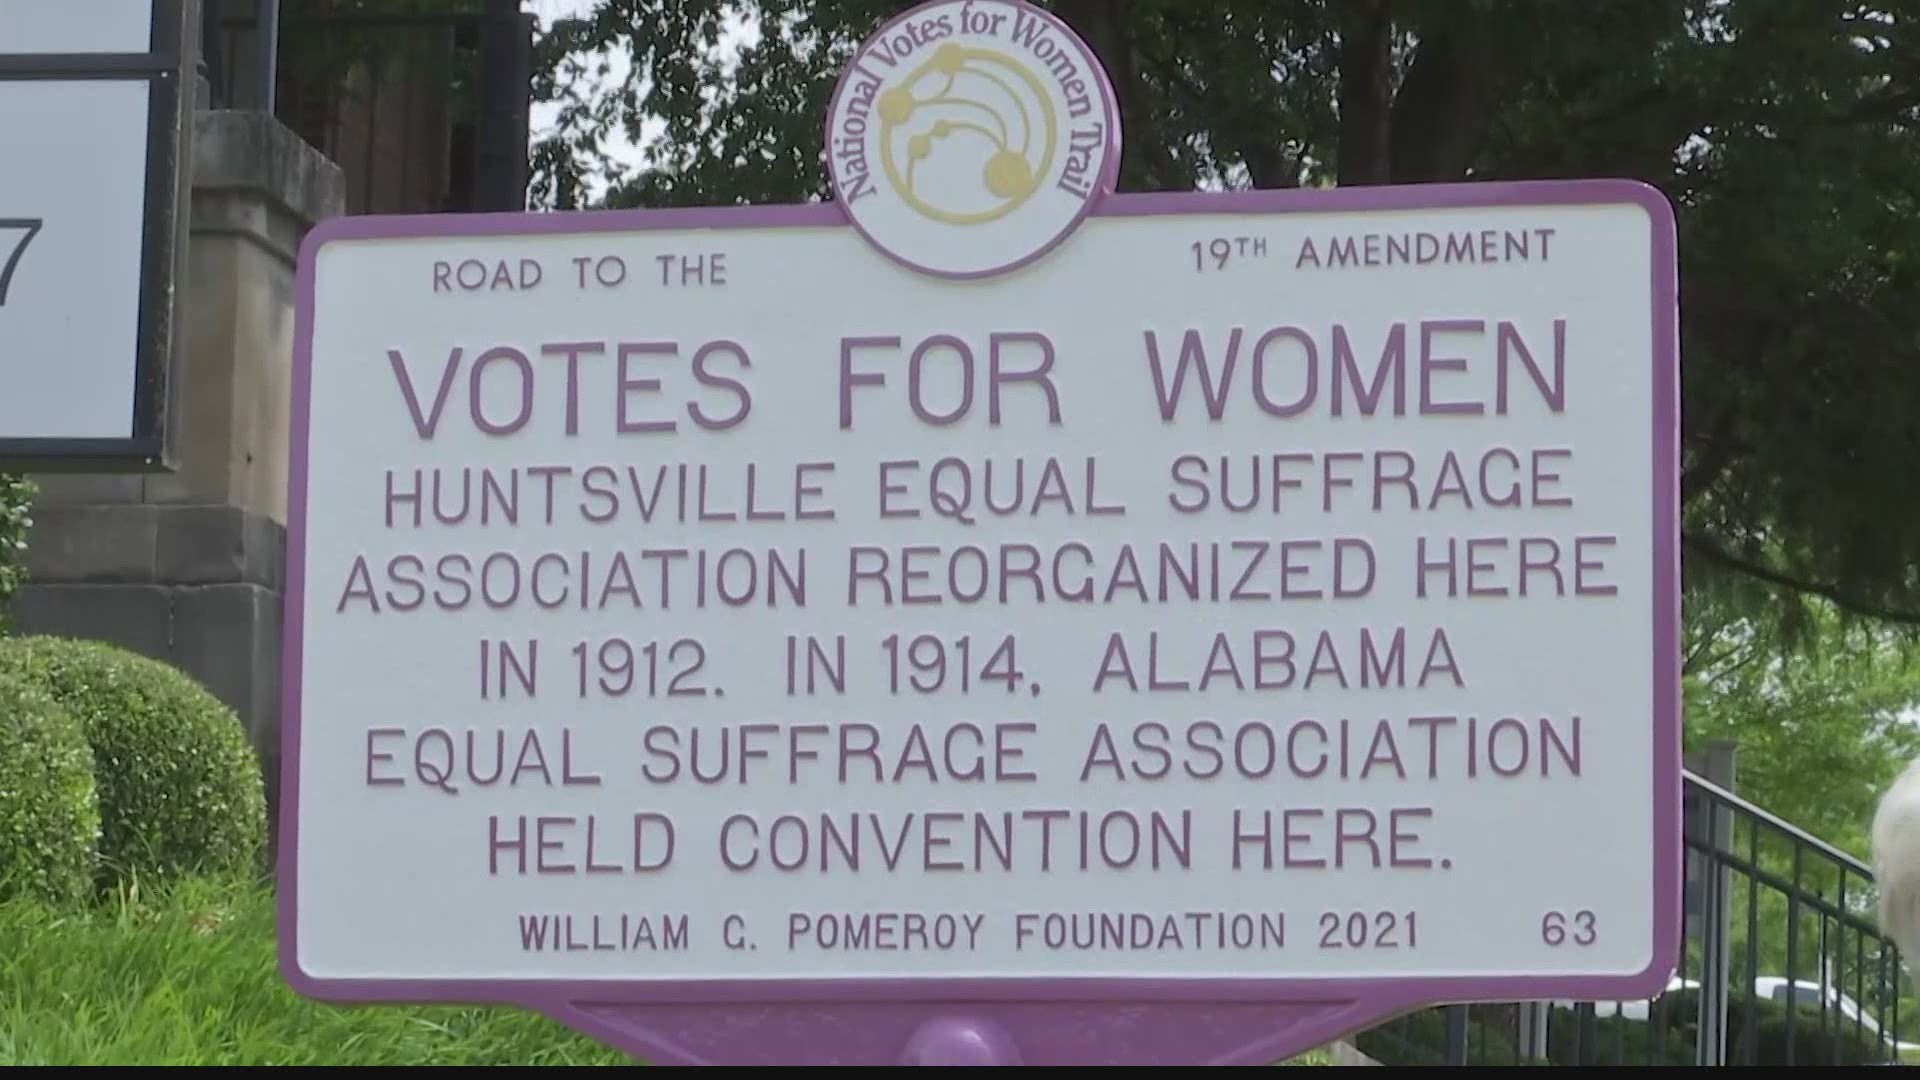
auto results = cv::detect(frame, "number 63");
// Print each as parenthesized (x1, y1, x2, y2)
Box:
(1542, 909, 1597, 946)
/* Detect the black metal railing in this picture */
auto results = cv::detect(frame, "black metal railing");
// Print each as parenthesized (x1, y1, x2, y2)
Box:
(198, 0, 531, 214)
(1354, 772, 1913, 1066)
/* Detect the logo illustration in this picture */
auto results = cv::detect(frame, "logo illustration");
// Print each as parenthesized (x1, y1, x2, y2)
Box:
(826, 0, 1120, 279)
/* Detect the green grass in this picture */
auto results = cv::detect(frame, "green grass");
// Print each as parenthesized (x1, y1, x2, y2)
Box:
(0, 877, 631, 1066)
(0, 877, 1335, 1066)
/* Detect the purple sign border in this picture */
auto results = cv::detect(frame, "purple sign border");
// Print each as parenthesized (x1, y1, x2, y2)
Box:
(277, 177, 1682, 1066)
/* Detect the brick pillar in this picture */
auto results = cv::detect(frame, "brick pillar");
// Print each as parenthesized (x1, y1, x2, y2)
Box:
(15, 109, 344, 846)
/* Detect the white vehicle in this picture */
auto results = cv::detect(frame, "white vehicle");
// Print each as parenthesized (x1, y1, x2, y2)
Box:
(1750, 976, 1920, 1051)
(1552, 976, 1700, 1020)
(1555, 974, 1919, 1052)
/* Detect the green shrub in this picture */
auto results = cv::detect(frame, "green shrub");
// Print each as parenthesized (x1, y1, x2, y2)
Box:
(1357, 992, 1903, 1066)
(0, 637, 267, 889)
(1598, 987, 1900, 1066)
(0, 473, 33, 630)
(0, 671, 100, 907)
(1354, 1007, 1522, 1066)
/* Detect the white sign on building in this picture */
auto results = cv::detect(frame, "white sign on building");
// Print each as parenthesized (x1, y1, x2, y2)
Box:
(281, 0, 1681, 1065)
(0, 0, 191, 468)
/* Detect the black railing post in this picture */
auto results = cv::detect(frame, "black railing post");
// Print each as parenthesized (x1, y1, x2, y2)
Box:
(1442, 1005, 1469, 1065)
(1742, 817, 1760, 1064)
(1881, 941, 1896, 1053)
(475, 0, 533, 211)
(1855, 913, 1868, 1062)
(1826, 913, 1842, 1065)
(1786, 844, 1804, 1060)
(1694, 744, 1738, 1066)
(1516, 1002, 1548, 1063)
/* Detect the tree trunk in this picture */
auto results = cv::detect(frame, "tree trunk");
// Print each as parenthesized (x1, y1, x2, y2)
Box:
(1055, 0, 1179, 191)
(1390, 15, 1499, 182)
(1337, 0, 1394, 185)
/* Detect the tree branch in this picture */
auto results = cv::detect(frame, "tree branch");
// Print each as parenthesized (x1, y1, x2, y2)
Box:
(1682, 632, 1722, 675)
(1243, 140, 1299, 189)
(1836, 82, 1920, 126)
(1679, 446, 1735, 506)
(1679, 402, 1750, 505)
(1684, 532, 1920, 627)
(1686, 640, 1758, 680)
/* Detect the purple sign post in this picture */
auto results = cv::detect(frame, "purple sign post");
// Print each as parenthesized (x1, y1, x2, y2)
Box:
(279, 0, 1682, 1065)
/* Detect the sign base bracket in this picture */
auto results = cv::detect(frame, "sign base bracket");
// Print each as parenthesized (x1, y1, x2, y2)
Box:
(541, 997, 1388, 1066)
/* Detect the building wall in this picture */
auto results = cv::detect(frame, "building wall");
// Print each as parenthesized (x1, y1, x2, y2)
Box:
(14, 109, 345, 846)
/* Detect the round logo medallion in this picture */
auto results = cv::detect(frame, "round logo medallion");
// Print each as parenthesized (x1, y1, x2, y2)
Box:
(825, 0, 1121, 279)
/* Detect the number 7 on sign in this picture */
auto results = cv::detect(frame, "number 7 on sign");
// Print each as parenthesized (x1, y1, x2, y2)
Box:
(0, 219, 44, 307)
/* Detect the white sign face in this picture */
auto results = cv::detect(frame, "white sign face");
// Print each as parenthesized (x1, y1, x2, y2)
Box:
(285, 186, 1680, 999)
(0, 1, 153, 55)
(0, 78, 151, 439)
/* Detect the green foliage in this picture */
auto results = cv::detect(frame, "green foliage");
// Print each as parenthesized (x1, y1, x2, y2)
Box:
(1354, 1008, 1520, 1066)
(0, 474, 33, 632)
(1683, 591, 1920, 860)
(0, 638, 267, 891)
(528, 0, 1920, 631)
(0, 672, 99, 909)
(1674, 593, 1920, 1026)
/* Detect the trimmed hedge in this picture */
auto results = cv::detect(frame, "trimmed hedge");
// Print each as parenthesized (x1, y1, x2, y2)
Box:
(0, 671, 100, 907)
(0, 473, 32, 630)
(0, 637, 267, 889)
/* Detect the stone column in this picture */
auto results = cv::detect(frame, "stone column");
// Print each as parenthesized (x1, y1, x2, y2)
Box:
(14, 109, 343, 836)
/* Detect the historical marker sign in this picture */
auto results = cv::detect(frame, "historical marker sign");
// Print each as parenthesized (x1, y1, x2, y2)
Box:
(282, 0, 1681, 1065)
(0, 0, 192, 469)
